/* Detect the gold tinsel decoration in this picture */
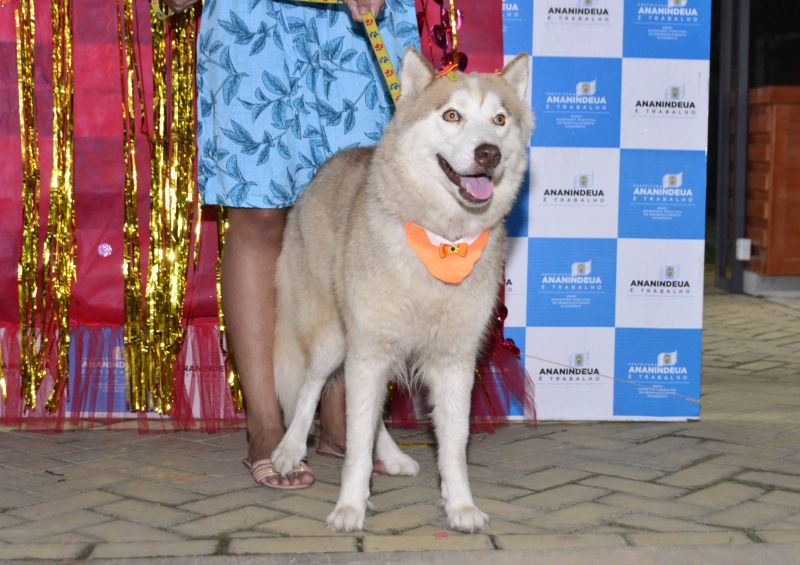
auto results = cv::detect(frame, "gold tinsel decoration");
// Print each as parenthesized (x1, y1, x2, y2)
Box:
(120, 0, 199, 414)
(16, 0, 43, 409)
(14, 0, 76, 412)
(42, 0, 77, 411)
(146, 0, 198, 413)
(117, 0, 146, 411)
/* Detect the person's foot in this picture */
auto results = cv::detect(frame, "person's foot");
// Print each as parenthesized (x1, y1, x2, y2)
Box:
(316, 435, 346, 459)
(243, 459, 315, 489)
(246, 427, 315, 488)
(317, 438, 386, 474)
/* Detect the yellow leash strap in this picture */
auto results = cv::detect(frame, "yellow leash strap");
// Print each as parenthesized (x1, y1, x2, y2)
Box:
(152, 0, 401, 104)
(360, 10, 401, 102)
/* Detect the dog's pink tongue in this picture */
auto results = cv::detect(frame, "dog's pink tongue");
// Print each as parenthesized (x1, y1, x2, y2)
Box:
(460, 176, 494, 200)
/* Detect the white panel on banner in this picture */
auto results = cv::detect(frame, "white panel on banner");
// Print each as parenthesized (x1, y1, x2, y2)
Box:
(503, 0, 711, 421)
(526, 327, 615, 420)
(532, 0, 624, 58)
(530, 147, 620, 238)
(620, 58, 709, 150)
(615, 238, 705, 329)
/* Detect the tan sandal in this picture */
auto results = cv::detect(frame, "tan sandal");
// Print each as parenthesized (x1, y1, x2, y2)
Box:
(242, 458, 315, 490)
(315, 448, 386, 474)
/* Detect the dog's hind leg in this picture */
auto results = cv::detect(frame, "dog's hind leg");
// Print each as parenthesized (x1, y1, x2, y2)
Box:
(272, 321, 345, 476)
(327, 352, 392, 532)
(427, 359, 488, 533)
(375, 423, 420, 477)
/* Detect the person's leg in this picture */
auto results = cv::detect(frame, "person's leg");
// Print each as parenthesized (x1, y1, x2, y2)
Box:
(318, 377, 347, 457)
(318, 378, 387, 474)
(222, 207, 313, 487)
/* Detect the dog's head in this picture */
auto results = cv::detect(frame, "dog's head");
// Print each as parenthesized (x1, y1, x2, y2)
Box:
(377, 48, 534, 237)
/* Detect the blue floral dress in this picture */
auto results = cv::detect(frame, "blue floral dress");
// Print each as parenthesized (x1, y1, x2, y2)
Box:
(197, 0, 420, 208)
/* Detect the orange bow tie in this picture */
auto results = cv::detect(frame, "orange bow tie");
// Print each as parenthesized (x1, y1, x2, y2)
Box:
(439, 242, 469, 258)
(404, 222, 490, 285)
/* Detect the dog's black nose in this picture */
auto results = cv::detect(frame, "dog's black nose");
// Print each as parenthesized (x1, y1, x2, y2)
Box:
(474, 144, 501, 170)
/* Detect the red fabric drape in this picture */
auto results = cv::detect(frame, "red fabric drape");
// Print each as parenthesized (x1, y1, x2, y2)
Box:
(0, 0, 527, 431)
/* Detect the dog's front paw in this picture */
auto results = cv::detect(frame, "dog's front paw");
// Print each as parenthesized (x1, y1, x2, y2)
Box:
(326, 504, 365, 532)
(447, 505, 489, 533)
(271, 439, 305, 476)
(380, 451, 420, 477)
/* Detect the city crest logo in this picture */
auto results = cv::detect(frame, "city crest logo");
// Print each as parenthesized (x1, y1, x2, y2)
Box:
(576, 173, 593, 189)
(663, 172, 683, 188)
(541, 171, 606, 206)
(657, 350, 678, 366)
(572, 260, 592, 276)
(570, 352, 588, 368)
(577, 80, 597, 96)
(546, 0, 612, 23)
(660, 264, 680, 280)
(666, 84, 686, 101)
(629, 264, 692, 296)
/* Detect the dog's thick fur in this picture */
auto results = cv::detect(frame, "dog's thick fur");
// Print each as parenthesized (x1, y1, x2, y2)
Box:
(270, 49, 534, 533)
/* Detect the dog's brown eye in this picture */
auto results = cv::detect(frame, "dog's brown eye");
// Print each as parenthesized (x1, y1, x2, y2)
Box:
(493, 114, 506, 126)
(442, 109, 461, 123)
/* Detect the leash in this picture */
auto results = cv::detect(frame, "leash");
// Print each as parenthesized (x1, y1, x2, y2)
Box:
(300, 0, 401, 103)
(152, 0, 401, 104)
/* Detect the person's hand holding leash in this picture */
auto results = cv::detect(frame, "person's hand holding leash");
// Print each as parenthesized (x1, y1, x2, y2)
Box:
(344, 0, 385, 22)
(164, 0, 199, 12)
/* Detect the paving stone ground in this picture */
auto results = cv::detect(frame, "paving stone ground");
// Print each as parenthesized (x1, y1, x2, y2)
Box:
(1, 277, 799, 562)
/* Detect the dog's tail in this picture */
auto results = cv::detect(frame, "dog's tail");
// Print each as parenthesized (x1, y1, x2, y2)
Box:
(273, 323, 306, 427)
(273, 268, 307, 428)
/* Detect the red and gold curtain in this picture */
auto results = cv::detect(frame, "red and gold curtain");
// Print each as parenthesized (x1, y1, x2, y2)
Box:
(0, 0, 513, 432)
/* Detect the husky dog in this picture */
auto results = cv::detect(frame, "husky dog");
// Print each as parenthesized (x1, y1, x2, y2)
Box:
(270, 48, 534, 533)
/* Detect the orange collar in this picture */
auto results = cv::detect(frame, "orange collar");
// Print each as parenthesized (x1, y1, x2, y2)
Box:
(404, 222, 490, 284)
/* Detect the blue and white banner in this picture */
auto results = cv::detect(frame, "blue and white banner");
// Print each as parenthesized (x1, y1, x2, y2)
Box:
(503, 0, 710, 420)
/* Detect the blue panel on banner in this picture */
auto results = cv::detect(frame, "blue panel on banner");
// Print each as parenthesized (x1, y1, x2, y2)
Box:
(618, 149, 706, 239)
(503, 1, 534, 54)
(532, 57, 622, 147)
(67, 328, 127, 414)
(614, 328, 701, 417)
(527, 238, 616, 327)
(623, 0, 711, 60)
(506, 166, 530, 237)
(504, 326, 526, 417)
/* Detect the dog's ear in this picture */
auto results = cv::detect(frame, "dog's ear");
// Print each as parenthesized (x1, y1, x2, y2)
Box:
(501, 53, 530, 102)
(399, 48, 435, 102)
